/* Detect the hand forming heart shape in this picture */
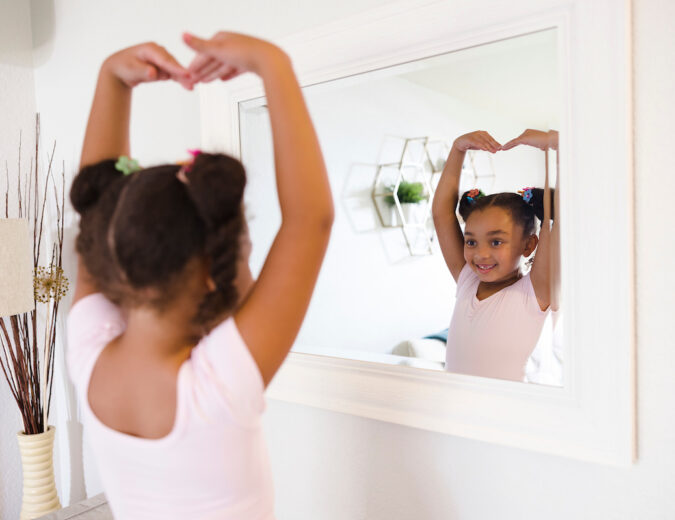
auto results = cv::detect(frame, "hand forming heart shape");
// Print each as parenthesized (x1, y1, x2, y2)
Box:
(102, 32, 286, 92)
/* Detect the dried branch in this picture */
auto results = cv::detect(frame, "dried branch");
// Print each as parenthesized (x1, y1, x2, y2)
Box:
(0, 114, 69, 435)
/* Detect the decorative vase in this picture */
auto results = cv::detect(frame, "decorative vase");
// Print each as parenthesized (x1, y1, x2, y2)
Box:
(17, 426, 61, 520)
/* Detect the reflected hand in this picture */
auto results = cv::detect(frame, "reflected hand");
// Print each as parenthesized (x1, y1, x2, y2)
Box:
(103, 42, 192, 90)
(184, 31, 287, 83)
(452, 131, 501, 153)
(501, 129, 558, 151)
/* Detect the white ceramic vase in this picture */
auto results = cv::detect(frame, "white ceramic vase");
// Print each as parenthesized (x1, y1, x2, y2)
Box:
(17, 426, 61, 520)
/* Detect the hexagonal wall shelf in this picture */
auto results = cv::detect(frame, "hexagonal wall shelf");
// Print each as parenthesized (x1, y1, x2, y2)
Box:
(371, 137, 445, 256)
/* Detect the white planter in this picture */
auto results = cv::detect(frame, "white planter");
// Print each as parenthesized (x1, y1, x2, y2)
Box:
(17, 426, 61, 520)
(389, 202, 424, 226)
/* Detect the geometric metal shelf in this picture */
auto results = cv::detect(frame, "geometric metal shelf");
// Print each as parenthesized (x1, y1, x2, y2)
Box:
(371, 137, 444, 256)
(459, 149, 497, 195)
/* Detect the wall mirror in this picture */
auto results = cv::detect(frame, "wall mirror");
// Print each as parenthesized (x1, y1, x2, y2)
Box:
(238, 28, 562, 386)
(200, 0, 634, 466)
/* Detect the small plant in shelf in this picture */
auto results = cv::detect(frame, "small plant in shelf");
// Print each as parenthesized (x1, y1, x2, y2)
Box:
(384, 181, 427, 205)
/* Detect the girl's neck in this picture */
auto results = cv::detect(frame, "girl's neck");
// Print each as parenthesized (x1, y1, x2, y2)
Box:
(119, 302, 203, 360)
(476, 269, 522, 300)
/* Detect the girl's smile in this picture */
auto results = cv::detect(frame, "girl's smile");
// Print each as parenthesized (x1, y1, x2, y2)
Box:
(475, 263, 497, 274)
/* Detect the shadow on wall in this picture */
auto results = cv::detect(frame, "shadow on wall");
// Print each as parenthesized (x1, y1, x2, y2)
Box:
(0, 0, 54, 67)
(0, 0, 29, 65)
(31, 0, 55, 65)
(61, 223, 88, 504)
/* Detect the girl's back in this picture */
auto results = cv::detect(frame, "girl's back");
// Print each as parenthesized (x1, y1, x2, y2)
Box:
(68, 294, 273, 519)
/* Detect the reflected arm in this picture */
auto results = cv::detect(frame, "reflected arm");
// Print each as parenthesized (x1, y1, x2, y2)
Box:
(433, 131, 500, 281)
(550, 142, 561, 311)
(432, 146, 467, 282)
(529, 131, 559, 311)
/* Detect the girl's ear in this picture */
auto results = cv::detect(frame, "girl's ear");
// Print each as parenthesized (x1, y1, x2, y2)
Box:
(206, 276, 217, 292)
(199, 256, 217, 292)
(523, 234, 538, 257)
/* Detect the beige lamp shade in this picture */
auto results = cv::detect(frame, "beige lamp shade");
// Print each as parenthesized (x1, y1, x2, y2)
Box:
(0, 219, 34, 317)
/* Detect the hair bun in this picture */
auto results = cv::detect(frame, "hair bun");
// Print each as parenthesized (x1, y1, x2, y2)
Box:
(524, 187, 555, 222)
(185, 153, 246, 228)
(70, 159, 122, 214)
(458, 189, 485, 222)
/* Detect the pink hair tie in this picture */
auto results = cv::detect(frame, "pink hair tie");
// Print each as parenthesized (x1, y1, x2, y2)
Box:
(176, 149, 203, 184)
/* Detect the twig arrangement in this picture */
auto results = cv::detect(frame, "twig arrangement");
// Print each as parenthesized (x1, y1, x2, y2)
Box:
(0, 114, 68, 435)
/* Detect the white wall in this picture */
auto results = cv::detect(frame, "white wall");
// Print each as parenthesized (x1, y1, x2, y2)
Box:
(0, 1, 37, 518)
(30, 0, 400, 169)
(6, 0, 673, 518)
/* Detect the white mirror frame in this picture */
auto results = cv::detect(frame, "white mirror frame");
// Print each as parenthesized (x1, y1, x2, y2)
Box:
(200, 0, 634, 466)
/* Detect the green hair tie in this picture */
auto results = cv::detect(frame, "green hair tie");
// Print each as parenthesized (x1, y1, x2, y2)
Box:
(115, 156, 141, 176)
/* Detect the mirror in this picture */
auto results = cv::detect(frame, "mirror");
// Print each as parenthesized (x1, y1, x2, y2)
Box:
(239, 29, 562, 385)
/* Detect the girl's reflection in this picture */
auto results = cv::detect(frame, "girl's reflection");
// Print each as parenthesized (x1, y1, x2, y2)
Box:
(433, 129, 558, 381)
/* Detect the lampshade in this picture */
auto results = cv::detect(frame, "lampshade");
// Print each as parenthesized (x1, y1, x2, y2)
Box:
(0, 219, 34, 317)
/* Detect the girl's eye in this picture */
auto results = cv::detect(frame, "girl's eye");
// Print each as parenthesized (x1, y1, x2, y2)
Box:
(491, 240, 503, 246)
(465, 240, 476, 247)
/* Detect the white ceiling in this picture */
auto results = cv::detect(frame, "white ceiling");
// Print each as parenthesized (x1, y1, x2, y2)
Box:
(399, 29, 559, 128)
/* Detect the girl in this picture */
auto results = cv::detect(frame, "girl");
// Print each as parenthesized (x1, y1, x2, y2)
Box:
(67, 32, 333, 519)
(432, 130, 556, 382)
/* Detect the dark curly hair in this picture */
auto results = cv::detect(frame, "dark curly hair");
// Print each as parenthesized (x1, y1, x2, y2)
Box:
(457, 188, 554, 237)
(70, 152, 246, 329)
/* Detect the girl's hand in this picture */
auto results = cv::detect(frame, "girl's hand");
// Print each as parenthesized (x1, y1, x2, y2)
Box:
(452, 131, 501, 153)
(183, 32, 288, 83)
(501, 129, 552, 151)
(102, 42, 192, 89)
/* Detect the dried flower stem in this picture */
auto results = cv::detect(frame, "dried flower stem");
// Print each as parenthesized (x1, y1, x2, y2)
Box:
(0, 114, 67, 435)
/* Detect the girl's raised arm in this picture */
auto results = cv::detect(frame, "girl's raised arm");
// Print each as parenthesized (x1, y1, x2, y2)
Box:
(184, 33, 334, 387)
(80, 43, 191, 168)
(503, 129, 559, 311)
(433, 131, 501, 281)
(74, 44, 190, 304)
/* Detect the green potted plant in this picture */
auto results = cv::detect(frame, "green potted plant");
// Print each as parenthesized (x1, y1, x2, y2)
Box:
(384, 181, 428, 225)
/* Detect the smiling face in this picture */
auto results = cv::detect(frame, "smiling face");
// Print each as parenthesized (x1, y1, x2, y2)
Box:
(463, 206, 537, 283)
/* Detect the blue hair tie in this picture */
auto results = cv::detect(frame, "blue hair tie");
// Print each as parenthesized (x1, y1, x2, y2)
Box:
(521, 187, 534, 204)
